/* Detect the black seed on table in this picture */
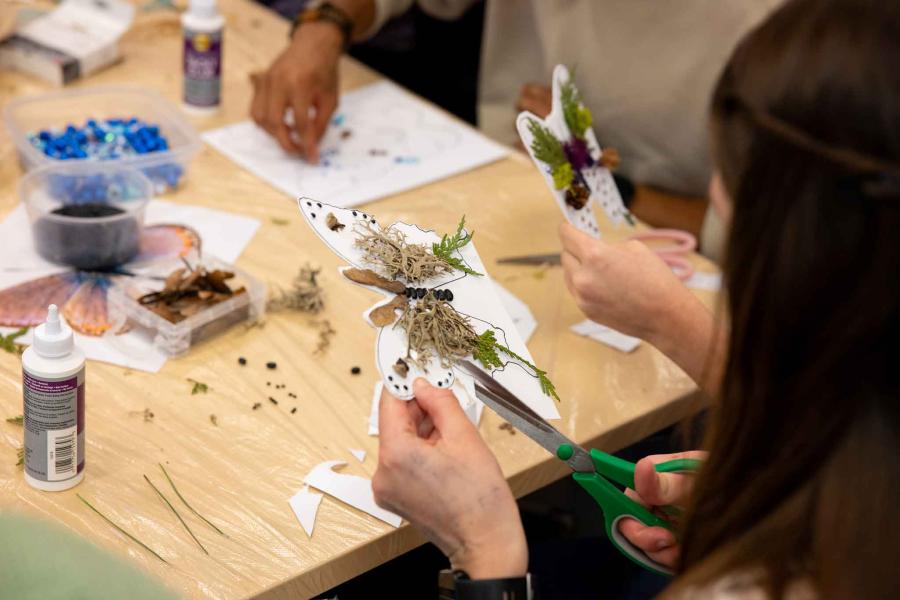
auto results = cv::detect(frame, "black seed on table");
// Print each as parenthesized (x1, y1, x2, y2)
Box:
(252, 402, 261, 410)
(266, 362, 277, 370)
(291, 407, 297, 414)
(351, 366, 361, 375)
(267, 382, 271, 386)
(238, 357, 247, 365)
(269, 397, 278, 405)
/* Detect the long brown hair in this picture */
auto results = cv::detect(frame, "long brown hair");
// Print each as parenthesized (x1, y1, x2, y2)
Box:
(668, 1, 900, 597)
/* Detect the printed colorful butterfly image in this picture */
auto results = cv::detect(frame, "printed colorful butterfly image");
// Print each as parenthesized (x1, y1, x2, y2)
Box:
(0, 224, 200, 336)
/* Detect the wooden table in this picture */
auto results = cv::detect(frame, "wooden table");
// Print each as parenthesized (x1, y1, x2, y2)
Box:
(0, 2, 716, 598)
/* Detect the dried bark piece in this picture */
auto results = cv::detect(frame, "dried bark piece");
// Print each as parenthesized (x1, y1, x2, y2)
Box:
(164, 268, 186, 290)
(326, 212, 345, 232)
(369, 295, 407, 327)
(393, 358, 409, 378)
(599, 147, 620, 170)
(343, 268, 406, 294)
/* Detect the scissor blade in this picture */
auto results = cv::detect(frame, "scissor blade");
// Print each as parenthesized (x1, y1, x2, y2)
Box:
(496, 253, 562, 266)
(458, 360, 594, 473)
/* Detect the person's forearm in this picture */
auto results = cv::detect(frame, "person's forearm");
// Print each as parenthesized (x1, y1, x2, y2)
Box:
(648, 294, 726, 397)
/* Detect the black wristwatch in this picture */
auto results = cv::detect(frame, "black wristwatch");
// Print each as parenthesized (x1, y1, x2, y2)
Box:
(290, 1, 355, 50)
(438, 569, 533, 600)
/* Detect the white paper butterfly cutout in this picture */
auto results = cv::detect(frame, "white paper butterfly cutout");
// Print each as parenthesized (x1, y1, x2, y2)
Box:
(297, 198, 561, 420)
(516, 65, 633, 238)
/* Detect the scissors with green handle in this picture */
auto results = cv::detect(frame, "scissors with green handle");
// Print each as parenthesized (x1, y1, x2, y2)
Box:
(457, 360, 702, 576)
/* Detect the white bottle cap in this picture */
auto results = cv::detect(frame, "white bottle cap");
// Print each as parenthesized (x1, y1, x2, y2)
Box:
(188, 0, 218, 19)
(33, 304, 74, 358)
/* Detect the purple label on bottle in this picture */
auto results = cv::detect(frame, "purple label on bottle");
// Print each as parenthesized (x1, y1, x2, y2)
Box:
(183, 28, 222, 107)
(23, 368, 85, 482)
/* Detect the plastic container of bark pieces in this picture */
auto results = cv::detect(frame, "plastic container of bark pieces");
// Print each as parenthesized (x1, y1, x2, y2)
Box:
(107, 256, 267, 356)
(21, 162, 152, 270)
(4, 86, 201, 193)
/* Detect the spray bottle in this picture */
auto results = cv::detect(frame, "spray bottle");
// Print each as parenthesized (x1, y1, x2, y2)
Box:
(182, 0, 224, 114)
(22, 305, 85, 491)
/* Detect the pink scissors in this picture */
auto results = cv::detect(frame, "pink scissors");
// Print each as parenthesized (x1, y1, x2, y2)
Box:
(627, 229, 697, 281)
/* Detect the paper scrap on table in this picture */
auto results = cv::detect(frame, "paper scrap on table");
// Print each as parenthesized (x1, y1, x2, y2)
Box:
(0, 201, 259, 372)
(491, 281, 537, 343)
(288, 485, 323, 538)
(684, 271, 722, 292)
(203, 81, 509, 208)
(349, 448, 367, 463)
(304, 460, 402, 528)
(368, 381, 382, 436)
(570, 320, 642, 353)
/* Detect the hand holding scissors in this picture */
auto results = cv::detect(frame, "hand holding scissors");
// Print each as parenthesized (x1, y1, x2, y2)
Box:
(457, 360, 702, 576)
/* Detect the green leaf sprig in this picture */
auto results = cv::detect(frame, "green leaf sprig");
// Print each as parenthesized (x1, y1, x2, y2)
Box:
(472, 330, 560, 401)
(433, 216, 483, 276)
(187, 378, 210, 395)
(0, 328, 28, 355)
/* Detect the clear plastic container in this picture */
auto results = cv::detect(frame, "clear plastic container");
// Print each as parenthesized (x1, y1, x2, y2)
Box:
(21, 163, 152, 270)
(107, 256, 267, 356)
(4, 86, 201, 193)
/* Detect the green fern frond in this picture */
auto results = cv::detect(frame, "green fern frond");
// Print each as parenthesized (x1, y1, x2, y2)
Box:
(527, 118, 567, 169)
(433, 216, 483, 276)
(471, 330, 560, 401)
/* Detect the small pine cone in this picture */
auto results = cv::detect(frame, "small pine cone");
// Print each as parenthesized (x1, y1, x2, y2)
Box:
(565, 183, 590, 209)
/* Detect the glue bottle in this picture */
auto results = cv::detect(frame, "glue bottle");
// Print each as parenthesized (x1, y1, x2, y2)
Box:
(22, 305, 86, 491)
(182, 0, 224, 114)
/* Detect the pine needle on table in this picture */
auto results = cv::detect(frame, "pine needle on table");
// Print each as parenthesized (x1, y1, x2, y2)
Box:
(76, 494, 168, 564)
(159, 463, 228, 538)
(144, 474, 208, 554)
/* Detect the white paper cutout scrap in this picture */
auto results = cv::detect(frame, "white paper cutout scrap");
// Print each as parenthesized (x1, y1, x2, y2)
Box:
(349, 448, 367, 462)
(203, 81, 508, 208)
(304, 460, 402, 528)
(368, 381, 382, 436)
(298, 199, 560, 421)
(288, 486, 323, 538)
(570, 320, 642, 353)
(516, 65, 632, 238)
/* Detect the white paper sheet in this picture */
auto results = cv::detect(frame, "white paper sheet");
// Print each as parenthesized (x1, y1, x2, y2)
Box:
(491, 281, 537, 343)
(349, 448, 367, 463)
(0, 201, 259, 372)
(304, 460, 402, 528)
(570, 319, 642, 353)
(288, 485, 323, 538)
(203, 81, 509, 207)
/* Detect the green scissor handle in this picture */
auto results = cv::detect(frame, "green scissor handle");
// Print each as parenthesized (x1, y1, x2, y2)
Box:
(570, 449, 702, 577)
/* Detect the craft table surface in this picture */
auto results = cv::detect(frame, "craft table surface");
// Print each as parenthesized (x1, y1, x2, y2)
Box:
(0, 2, 717, 598)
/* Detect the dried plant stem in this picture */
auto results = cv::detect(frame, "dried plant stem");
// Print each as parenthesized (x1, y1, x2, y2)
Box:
(355, 224, 452, 282)
(76, 494, 168, 564)
(144, 475, 208, 554)
(159, 463, 228, 538)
